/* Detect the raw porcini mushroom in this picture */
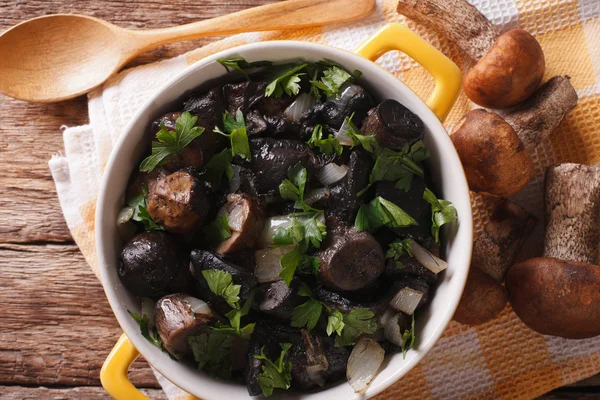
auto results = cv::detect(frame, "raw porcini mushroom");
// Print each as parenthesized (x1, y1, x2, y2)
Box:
(451, 76, 578, 197)
(215, 193, 265, 254)
(472, 197, 537, 282)
(397, 0, 545, 109)
(154, 294, 217, 359)
(147, 169, 210, 233)
(453, 266, 508, 326)
(507, 163, 600, 338)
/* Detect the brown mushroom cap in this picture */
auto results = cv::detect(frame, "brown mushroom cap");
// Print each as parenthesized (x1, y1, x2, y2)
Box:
(451, 109, 534, 197)
(506, 257, 600, 339)
(215, 193, 264, 254)
(453, 266, 508, 326)
(464, 29, 545, 109)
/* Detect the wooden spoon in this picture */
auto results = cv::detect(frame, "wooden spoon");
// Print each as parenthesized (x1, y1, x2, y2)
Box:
(0, 0, 375, 103)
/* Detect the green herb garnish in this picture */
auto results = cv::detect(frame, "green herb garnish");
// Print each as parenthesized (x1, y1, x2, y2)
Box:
(201, 214, 232, 248)
(355, 196, 418, 233)
(265, 64, 307, 97)
(326, 309, 345, 336)
(254, 343, 293, 397)
(401, 314, 416, 359)
(290, 284, 323, 331)
(214, 110, 251, 161)
(422, 188, 458, 243)
(386, 238, 413, 270)
(140, 111, 204, 172)
(202, 149, 234, 190)
(201, 269, 241, 309)
(343, 113, 379, 153)
(217, 57, 273, 80)
(279, 163, 321, 213)
(334, 308, 380, 347)
(127, 184, 164, 231)
(306, 124, 343, 156)
(310, 65, 352, 98)
(128, 310, 163, 348)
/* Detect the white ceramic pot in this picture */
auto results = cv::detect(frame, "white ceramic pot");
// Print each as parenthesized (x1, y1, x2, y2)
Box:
(96, 23, 472, 400)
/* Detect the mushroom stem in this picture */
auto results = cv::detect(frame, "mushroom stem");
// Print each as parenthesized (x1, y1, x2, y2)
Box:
(504, 76, 578, 153)
(544, 163, 600, 265)
(396, 0, 497, 61)
(472, 196, 537, 282)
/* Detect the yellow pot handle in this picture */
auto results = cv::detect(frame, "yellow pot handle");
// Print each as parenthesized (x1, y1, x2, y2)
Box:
(101, 334, 148, 400)
(354, 23, 462, 122)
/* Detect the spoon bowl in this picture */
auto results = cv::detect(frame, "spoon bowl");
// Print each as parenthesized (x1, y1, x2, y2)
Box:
(0, 0, 376, 103)
(0, 15, 123, 102)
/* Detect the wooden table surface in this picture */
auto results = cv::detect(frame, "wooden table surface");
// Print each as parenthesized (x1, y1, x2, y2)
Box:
(0, 1, 598, 399)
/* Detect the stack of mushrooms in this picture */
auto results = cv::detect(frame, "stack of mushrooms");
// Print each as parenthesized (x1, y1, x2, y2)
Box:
(397, 0, 600, 339)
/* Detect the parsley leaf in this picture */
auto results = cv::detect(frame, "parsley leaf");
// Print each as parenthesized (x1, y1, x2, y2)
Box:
(265, 64, 307, 97)
(140, 112, 205, 172)
(303, 216, 327, 249)
(254, 343, 293, 397)
(291, 298, 323, 331)
(355, 196, 418, 233)
(310, 66, 352, 98)
(422, 188, 458, 243)
(225, 291, 255, 336)
(386, 238, 413, 270)
(127, 184, 164, 231)
(217, 57, 272, 80)
(278, 163, 320, 213)
(201, 270, 241, 309)
(214, 110, 251, 161)
(128, 310, 163, 348)
(326, 309, 345, 336)
(272, 215, 326, 249)
(343, 113, 379, 153)
(401, 314, 416, 359)
(278, 245, 305, 286)
(201, 214, 232, 248)
(188, 330, 236, 379)
(334, 308, 380, 347)
(202, 149, 234, 190)
(306, 124, 342, 156)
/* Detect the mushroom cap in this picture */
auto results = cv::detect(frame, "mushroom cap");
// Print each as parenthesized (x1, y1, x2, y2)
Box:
(506, 257, 600, 339)
(451, 109, 534, 197)
(464, 29, 545, 109)
(453, 266, 507, 326)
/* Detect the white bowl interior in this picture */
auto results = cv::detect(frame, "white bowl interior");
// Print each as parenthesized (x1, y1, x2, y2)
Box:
(97, 41, 472, 400)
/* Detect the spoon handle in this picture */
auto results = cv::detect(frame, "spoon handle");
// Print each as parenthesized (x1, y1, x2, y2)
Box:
(124, 0, 375, 55)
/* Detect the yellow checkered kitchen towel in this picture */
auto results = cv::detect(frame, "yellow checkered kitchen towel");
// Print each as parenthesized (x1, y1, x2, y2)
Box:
(48, 0, 600, 399)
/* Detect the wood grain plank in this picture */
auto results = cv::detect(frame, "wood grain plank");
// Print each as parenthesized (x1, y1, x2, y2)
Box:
(0, 386, 164, 400)
(0, 243, 158, 388)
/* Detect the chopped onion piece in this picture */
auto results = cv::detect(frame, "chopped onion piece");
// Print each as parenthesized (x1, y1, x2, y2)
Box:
(184, 296, 213, 316)
(384, 312, 408, 347)
(255, 245, 294, 283)
(335, 117, 355, 146)
(346, 337, 385, 394)
(227, 203, 245, 232)
(284, 93, 316, 122)
(328, 83, 362, 111)
(117, 206, 134, 224)
(317, 163, 348, 186)
(390, 287, 423, 315)
(410, 239, 448, 273)
(304, 187, 331, 205)
(141, 298, 156, 327)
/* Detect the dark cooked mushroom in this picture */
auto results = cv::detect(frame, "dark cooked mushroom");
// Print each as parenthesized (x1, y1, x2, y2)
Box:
(154, 294, 217, 359)
(327, 149, 373, 225)
(376, 178, 433, 246)
(318, 225, 385, 292)
(248, 138, 321, 194)
(223, 81, 268, 114)
(119, 232, 189, 298)
(147, 169, 210, 233)
(125, 167, 167, 203)
(383, 257, 438, 285)
(215, 193, 265, 254)
(361, 100, 424, 150)
(190, 250, 257, 315)
(182, 86, 226, 126)
(258, 279, 302, 320)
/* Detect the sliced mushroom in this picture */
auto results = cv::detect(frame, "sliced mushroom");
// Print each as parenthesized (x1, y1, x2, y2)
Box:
(147, 170, 210, 233)
(248, 138, 321, 195)
(119, 232, 189, 298)
(472, 196, 537, 281)
(360, 100, 424, 150)
(154, 294, 217, 359)
(318, 225, 385, 292)
(259, 280, 302, 320)
(327, 149, 372, 224)
(215, 193, 265, 254)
